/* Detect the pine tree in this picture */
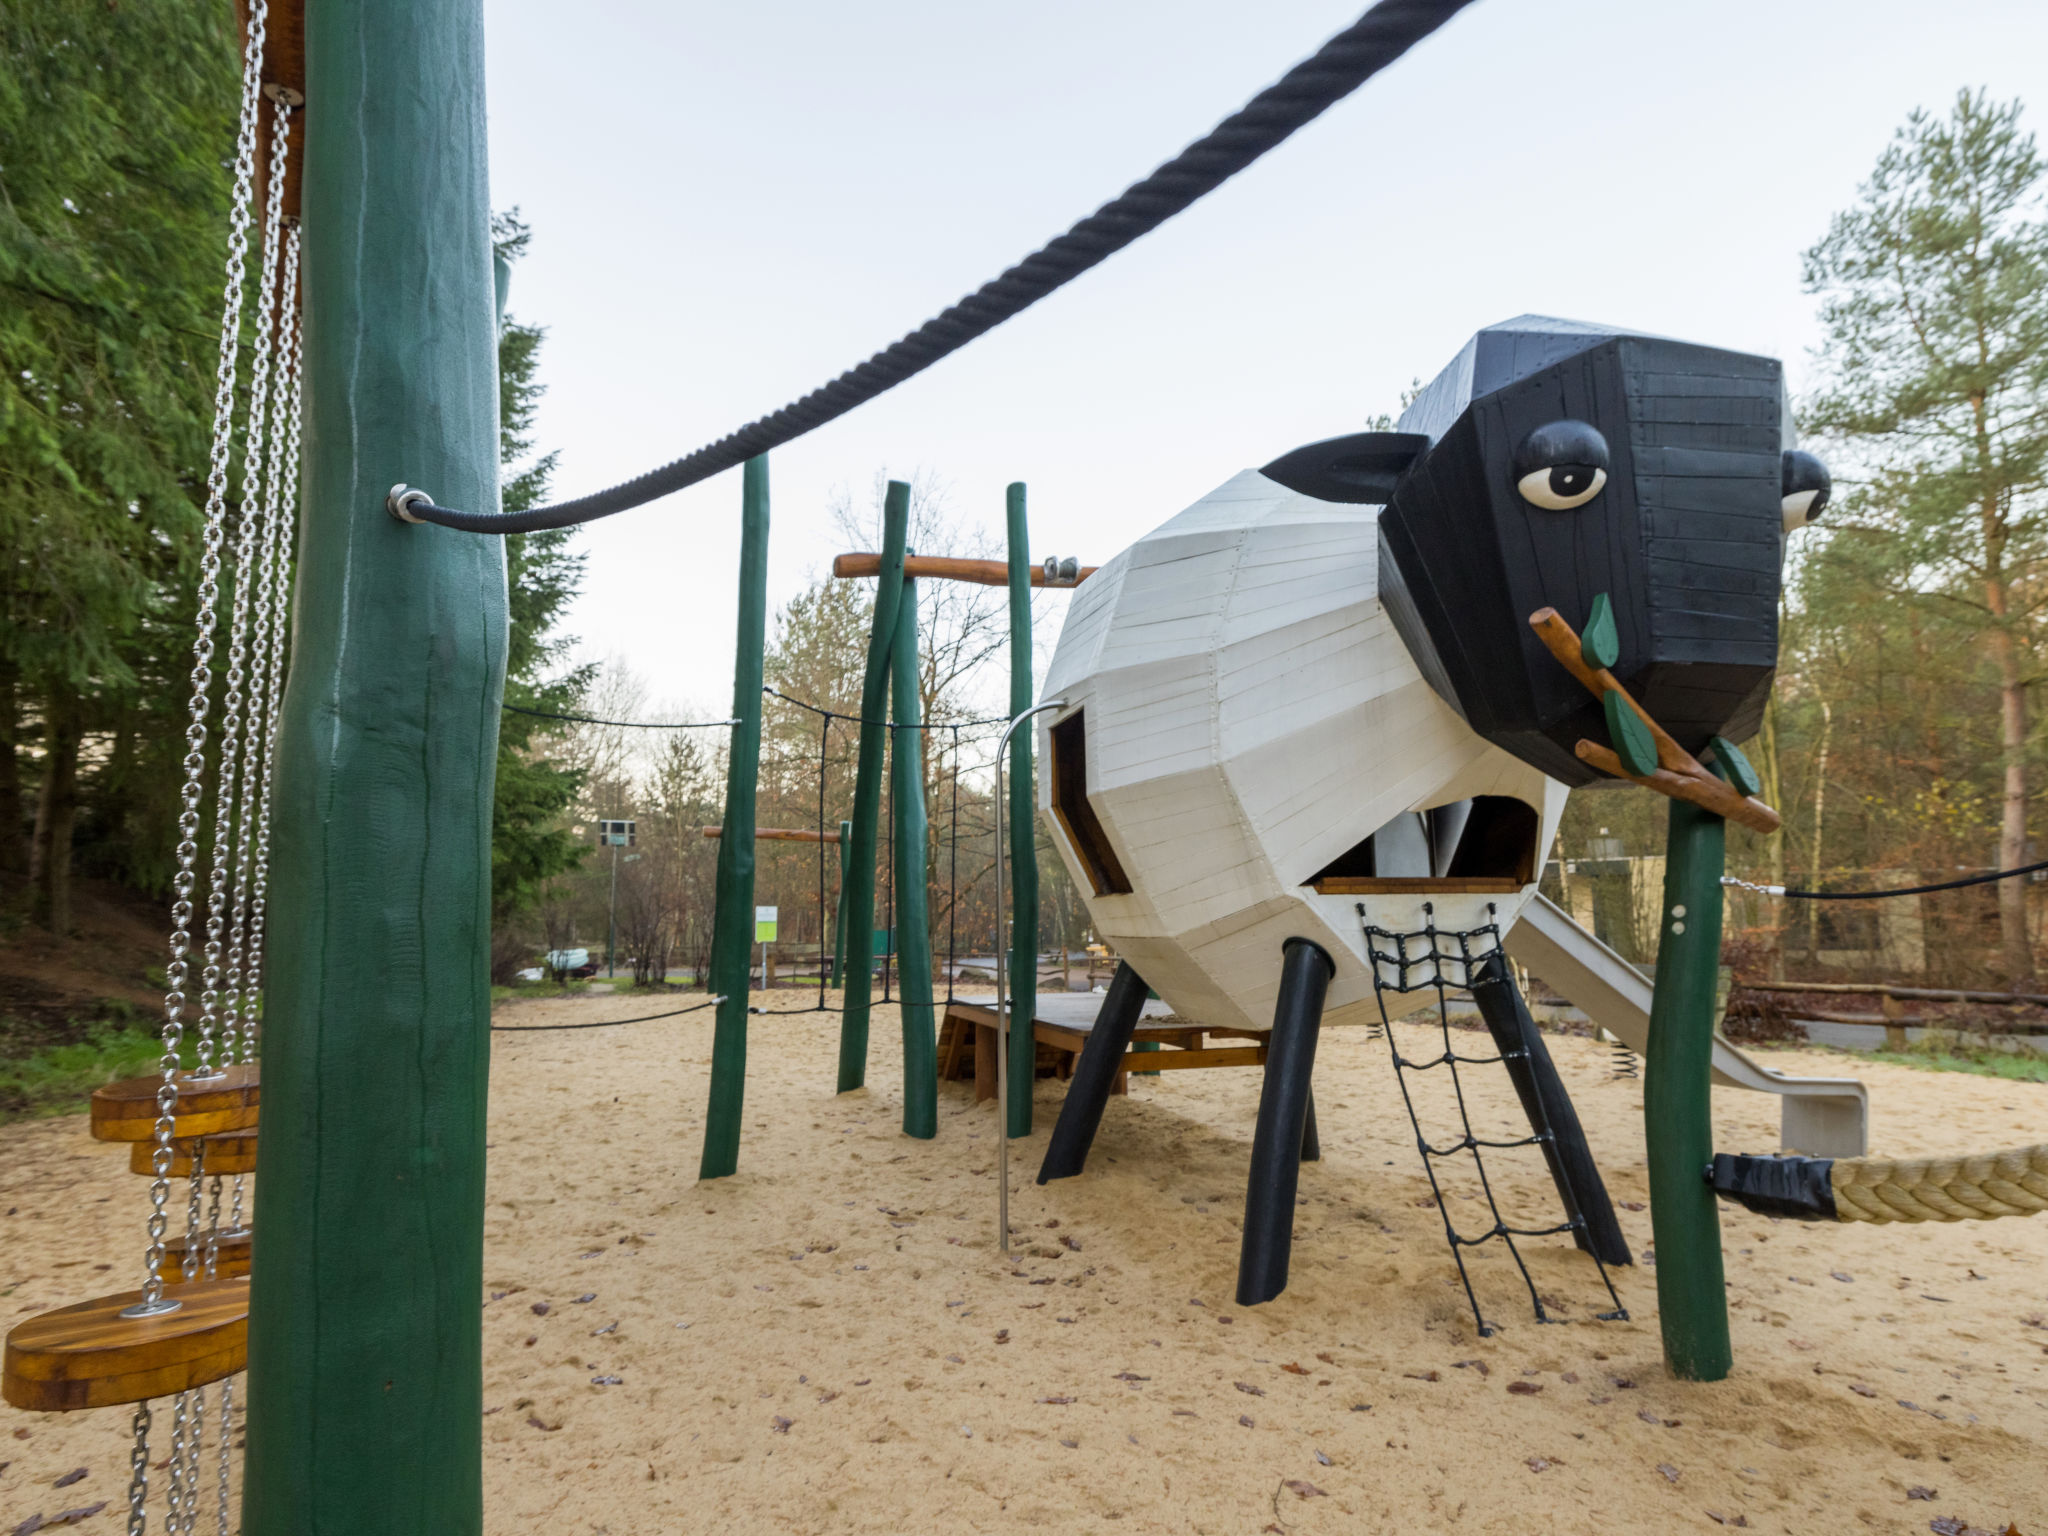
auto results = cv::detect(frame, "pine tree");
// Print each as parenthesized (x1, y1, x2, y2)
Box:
(489, 213, 591, 972)
(1803, 90, 2048, 983)
(0, 2, 236, 927)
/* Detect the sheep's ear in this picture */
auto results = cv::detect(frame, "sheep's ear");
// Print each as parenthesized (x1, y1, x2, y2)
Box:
(1261, 432, 1431, 504)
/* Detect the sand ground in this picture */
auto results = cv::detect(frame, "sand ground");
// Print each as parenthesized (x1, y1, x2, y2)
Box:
(3, 989, 2045, 1534)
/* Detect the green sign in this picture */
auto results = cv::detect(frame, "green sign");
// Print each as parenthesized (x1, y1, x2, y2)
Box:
(755, 905, 778, 943)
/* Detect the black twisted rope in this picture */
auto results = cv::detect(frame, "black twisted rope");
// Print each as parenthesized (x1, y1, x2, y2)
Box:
(404, 0, 1477, 534)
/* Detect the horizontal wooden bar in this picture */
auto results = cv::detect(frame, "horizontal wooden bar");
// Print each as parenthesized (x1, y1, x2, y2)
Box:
(1742, 980, 2048, 1007)
(700, 826, 841, 843)
(1311, 876, 1525, 895)
(832, 553, 1098, 588)
(1115, 1045, 1264, 1071)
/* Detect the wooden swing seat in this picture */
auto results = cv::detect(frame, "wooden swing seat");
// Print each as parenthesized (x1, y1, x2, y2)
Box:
(90, 1063, 260, 1143)
(128, 1126, 259, 1177)
(157, 1228, 253, 1283)
(2, 1276, 250, 1412)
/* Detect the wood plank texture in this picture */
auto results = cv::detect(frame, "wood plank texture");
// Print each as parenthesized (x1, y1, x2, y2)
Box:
(129, 1126, 259, 1177)
(1311, 876, 1525, 895)
(3, 1277, 250, 1411)
(90, 1063, 260, 1143)
(159, 1228, 254, 1282)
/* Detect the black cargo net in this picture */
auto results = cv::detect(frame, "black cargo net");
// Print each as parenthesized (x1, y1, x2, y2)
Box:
(1359, 901, 1627, 1336)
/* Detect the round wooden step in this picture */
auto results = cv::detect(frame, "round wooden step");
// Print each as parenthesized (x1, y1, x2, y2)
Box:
(128, 1126, 258, 1177)
(2, 1276, 249, 1412)
(156, 1228, 252, 1283)
(90, 1063, 259, 1143)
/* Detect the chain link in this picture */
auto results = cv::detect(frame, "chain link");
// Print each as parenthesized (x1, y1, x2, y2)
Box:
(165, 1389, 190, 1530)
(216, 98, 294, 1080)
(126, 1400, 153, 1536)
(216, 1375, 236, 1536)
(139, 0, 270, 1317)
(1720, 875, 1786, 896)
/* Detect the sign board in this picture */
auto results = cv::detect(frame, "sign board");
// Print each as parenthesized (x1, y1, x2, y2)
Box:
(597, 819, 636, 847)
(755, 905, 778, 943)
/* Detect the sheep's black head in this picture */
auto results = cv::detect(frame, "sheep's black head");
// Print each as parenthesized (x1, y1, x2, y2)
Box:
(1261, 315, 1822, 788)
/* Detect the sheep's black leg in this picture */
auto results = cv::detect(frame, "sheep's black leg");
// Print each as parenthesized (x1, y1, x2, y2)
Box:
(1468, 953, 1631, 1267)
(1037, 962, 1149, 1184)
(1236, 938, 1334, 1306)
(1300, 1086, 1321, 1163)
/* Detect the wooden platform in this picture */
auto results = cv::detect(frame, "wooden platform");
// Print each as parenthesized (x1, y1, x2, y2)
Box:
(129, 1126, 258, 1177)
(2, 1276, 250, 1412)
(940, 1002, 1264, 1102)
(90, 1063, 260, 1143)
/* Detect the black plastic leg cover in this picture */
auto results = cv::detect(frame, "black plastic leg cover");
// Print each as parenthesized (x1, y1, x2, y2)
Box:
(1468, 953, 1631, 1266)
(1037, 961, 1150, 1184)
(1236, 938, 1334, 1306)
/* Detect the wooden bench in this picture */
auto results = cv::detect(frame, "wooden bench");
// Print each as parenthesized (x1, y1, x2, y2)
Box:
(939, 1001, 1265, 1103)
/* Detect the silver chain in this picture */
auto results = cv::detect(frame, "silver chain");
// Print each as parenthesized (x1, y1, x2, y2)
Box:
(125, 1401, 153, 1536)
(165, 1390, 190, 1531)
(216, 1375, 235, 1536)
(1720, 875, 1786, 896)
(215, 97, 293, 1077)
(139, 0, 270, 1317)
(180, 1383, 207, 1536)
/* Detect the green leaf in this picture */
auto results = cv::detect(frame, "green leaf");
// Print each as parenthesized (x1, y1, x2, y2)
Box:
(1705, 736, 1761, 798)
(1580, 593, 1619, 672)
(1604, 689, 1658, 777)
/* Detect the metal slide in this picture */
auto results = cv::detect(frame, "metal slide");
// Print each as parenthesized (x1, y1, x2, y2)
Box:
(1504, 894, 1868, 1158)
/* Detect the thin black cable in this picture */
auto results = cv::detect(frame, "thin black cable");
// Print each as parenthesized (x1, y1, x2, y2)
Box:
(490, 996, 721, 1032)
(502, 702, 735, 730)
(401, 0, 1477, 535)
(1774, 859, 2048, 900)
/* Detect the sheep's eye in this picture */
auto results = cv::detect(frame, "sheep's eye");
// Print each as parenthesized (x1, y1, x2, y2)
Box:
(1782, 449, 1831, 532)
(1514, 420, 1610, 511)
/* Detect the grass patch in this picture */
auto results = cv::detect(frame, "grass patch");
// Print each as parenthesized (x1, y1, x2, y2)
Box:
(0, 1028, 200, 1124)
(1861, 1046, 2048, 1084)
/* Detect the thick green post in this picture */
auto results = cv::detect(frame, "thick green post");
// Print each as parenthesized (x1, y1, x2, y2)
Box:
(1004, 483, 1038, 1135)
(891, 573, 938, 1137)
(698, 458, 771, 1180)
(830, 819, 852, 985)
(1644, 791, 1733, 1381)
(245, 1, 502, 1528)
(836, 482, 909, 1090)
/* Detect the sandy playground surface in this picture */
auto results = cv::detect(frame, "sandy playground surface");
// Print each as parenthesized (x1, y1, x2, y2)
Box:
(3, 989, 2045, 1534)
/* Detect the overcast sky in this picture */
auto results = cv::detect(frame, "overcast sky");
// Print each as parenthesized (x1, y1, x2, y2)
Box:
(480, 0, 2048, 718)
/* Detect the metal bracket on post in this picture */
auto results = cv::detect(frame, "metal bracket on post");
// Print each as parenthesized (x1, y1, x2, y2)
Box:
(386, 483, 434, 524)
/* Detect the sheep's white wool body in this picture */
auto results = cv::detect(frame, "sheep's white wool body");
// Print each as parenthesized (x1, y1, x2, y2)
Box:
(1038, 469, 1567, 1036)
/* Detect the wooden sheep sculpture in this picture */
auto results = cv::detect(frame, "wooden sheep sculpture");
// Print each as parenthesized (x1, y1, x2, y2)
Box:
(1033, 315, 1828, 1305)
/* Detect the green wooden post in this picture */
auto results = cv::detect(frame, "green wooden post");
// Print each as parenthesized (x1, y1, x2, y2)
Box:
(1644, 786, 1733, 1381)
(891, 570, 938, 1138)
(1004, 483, 1038, 1135)
(830, 819, 851, 985)
(836, 482, 909, 1091)
(697, 457, 771, 1180)
(244, 0, 502, 1527)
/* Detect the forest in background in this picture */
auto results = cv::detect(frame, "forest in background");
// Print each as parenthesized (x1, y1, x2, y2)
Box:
(5, 0, 2048, 1047)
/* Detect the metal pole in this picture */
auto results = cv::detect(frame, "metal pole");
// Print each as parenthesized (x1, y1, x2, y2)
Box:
(891, 571, 938, 1139)
(607, 839, 619, 977)
(1004, 484, 1038, 1136)
(245, 0, 501, 1526)
(993, 700, 1066, 1257)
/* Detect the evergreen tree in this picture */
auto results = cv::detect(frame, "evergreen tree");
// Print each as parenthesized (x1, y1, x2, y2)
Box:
(1802, 90, 2048, 983)
(0, 2, 237, 927)
(489, 213, 590, 969)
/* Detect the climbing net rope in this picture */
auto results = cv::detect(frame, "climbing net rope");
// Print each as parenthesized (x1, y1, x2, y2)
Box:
(1358, 903, 1627, 1337)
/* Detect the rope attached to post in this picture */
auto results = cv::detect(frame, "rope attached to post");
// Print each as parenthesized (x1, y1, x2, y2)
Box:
(1711, 1145, 2048, 1223)
(393, 0, 1478, 534)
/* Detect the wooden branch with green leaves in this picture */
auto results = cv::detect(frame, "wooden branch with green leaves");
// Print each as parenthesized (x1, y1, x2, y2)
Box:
(1527, 603, 1782, 835)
